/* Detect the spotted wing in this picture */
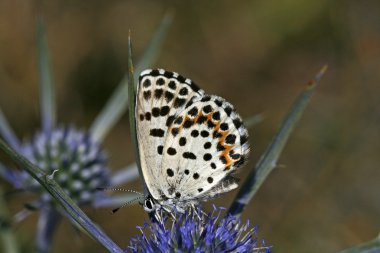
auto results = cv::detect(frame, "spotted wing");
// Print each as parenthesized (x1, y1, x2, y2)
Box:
(136, 69, 204, 200)
(160, 94, 250, 202)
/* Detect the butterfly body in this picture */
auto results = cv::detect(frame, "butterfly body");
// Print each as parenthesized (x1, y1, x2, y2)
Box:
(136, 69, 249, 213)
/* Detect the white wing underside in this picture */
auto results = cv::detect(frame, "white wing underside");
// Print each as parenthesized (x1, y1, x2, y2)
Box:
(136, 69, 249, 210)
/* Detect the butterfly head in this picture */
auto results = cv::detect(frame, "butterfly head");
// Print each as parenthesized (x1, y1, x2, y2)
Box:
(143, 195, 160, 213)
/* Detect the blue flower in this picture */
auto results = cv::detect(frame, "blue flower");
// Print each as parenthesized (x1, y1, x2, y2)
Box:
(128, 206, 271, 253)
(0, 20, 140, 252)
(0, 123, 139, 209)
(20, 127, 109, 205)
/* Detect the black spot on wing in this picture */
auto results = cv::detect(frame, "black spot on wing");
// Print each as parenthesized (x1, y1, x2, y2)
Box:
(171, 128, 179, 136)
(201, 130, 209, 137)
(179, 137, 187, 146)
(233, 156, 245, 167)
(150, 128, 165, 137)
(165, 91, 174, 102)
(203, 153, 212, 161)
(143, 79, 151, 88)
(220, 123, 229, 131)
(240, 134, 248, 145)
(188, 107, 198, 117)
(166, 115, 175, 127)
(185, 98, 195, 108)
(174, 116, 183, 125)
(197, 115, 207, 124)
(152, 107, 160, 117)
(201, 96, 211, 102)
(143, 90, 151, 100)
(160, 106, 170, 116)
(212, 111, 221, 121)
(150, 69, 160, 76)
(166, 168, 174, 177)
(167, 147, 177, 156)
(233, 118, 243, 129)
(214, 99, 223, 107)
(183, 152, 196, 160)
(213, 130, 222, 139)
(145, 112, 151, 121)
(179, 87, 188, 96)
(156, 78, 165, 86)
(174, 98, 186, 108)
(191, 130, 199, 137)
(225, 134, 236, 144)
(207, 121, 215, 129)
(217, 143, 225, 151)
(183, 120, 193, 129)
(154, 89, 163, 99)
(189, 81, 200, 92)
(230, 153, 241, 160)
(163, 71, 174, 78)
(177, 74, 186, 83)
(204, 142, 211, 149)
(168, 81, 176, 90)
(203, 105, 212, 114)
(220, 156, 227, 164)
(224, 106, 232, 116)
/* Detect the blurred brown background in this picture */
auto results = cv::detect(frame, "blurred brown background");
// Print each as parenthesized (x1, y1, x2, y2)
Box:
(0, 1, 379, 252)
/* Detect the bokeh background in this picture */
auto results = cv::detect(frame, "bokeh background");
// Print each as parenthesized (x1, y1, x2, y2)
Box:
(0, 1, 379, 252)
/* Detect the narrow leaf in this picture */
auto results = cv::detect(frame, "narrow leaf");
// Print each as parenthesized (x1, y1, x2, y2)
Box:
(134, 11, 174, 76)
(228, 66, 328, 217)
(0, 109, 19, 150)
(37, 18, 56, 133)
(0, 138, 124, 253)
(127, 34, 144, 190)
(89, 13, 173, 142)
(336, 236, 380, 253)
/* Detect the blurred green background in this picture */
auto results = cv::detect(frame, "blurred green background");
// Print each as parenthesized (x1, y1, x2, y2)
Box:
(0, 1, 379, 252)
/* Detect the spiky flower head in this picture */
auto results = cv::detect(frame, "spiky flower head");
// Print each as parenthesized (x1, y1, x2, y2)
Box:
(20, 127, 109, 205)
(128, 207, 271, 253)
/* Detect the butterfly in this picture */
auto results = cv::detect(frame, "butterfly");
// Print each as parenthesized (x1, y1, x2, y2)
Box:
(136, 69, 249, 214)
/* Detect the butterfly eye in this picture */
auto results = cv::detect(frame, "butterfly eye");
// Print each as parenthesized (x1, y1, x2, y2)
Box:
(144, 198, 155, 212)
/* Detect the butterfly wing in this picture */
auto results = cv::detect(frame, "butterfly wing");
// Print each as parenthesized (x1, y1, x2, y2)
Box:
(160, 95, 249, 201)
(136, 69, 204, 201)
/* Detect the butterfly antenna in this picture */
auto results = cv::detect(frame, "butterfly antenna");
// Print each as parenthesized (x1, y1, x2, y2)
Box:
(96, 187, 144, 196)
(111, 196, 145, 214)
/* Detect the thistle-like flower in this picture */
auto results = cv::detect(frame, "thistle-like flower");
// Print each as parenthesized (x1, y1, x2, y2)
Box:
(0, 18, 163, 252)
(128, 206, 271, 253)
(20, 127, 109, 205)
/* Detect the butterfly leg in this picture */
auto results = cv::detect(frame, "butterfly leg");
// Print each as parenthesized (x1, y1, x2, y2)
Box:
(153, 210, 163, 224)
(162, 206, 176, 221)
(190, 203, 203, 220)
